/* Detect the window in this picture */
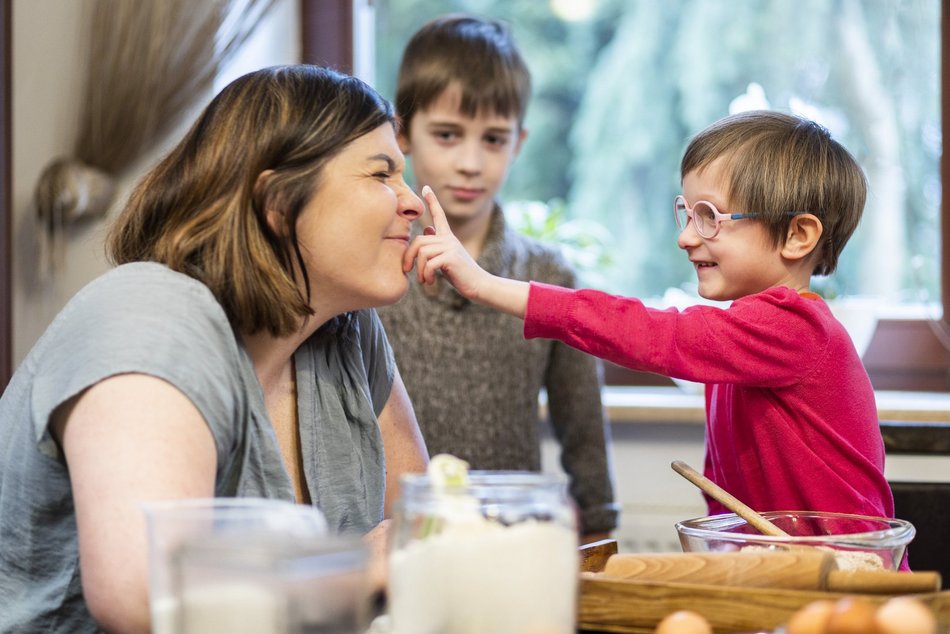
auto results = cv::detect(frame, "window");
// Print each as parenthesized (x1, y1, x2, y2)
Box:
(350, 0, 950, 391)
(0, 0, 950, 390)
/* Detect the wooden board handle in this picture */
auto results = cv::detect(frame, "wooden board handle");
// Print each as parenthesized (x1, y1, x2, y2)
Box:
(826, 569, 943, 594)
(601, 551, 834, 590)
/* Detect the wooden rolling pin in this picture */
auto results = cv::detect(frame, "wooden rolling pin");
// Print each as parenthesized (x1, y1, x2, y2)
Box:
(599, 550, 942, 594)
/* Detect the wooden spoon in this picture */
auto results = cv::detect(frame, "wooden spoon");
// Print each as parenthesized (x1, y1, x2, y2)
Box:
(671, 460, 790, 537)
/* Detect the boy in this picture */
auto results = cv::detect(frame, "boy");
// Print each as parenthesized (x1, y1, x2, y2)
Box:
(406, 110, 895, 521)
(378, 14, 618, 541)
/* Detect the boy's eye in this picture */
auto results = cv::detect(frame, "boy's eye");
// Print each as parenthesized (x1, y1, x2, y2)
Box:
(433, 130, 458, 142)
(485, 134, 508, 147)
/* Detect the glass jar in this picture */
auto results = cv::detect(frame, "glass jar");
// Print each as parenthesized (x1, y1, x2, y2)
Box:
(387, 471, 579, 634)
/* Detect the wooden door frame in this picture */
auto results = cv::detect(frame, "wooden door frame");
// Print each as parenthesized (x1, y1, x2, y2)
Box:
(1, 0, 12, 390)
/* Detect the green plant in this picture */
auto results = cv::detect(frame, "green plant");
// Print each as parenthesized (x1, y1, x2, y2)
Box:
(506, 198, 615, 288)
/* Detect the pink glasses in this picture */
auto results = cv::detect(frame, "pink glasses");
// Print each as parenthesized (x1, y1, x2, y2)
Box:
(674, 195, 812, 239)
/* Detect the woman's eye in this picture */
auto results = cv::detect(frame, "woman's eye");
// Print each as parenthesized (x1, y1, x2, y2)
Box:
(374, 172, 392, 180)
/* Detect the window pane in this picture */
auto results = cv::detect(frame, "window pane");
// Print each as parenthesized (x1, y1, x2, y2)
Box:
(372, 0, 940, 308)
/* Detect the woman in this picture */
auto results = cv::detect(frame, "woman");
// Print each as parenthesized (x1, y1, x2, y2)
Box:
(0, 65, 428, 633)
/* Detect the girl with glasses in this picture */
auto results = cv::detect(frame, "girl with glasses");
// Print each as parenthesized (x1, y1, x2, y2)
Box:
(405, 110, 898, 556)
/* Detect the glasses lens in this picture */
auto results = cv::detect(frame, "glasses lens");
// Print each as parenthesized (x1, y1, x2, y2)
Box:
(692, 202, 718, 237)
(674, 198, 689, 230)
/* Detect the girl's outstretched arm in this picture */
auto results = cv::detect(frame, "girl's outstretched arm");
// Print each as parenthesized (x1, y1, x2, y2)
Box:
(404, 186, 530, 319)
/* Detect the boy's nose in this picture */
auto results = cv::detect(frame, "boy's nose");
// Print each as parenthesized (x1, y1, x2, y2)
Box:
(453, 141, 483, 175)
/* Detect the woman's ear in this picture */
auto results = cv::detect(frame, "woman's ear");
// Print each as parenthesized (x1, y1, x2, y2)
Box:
(255, 169, 287, 236)
(781, 213, 823, 261)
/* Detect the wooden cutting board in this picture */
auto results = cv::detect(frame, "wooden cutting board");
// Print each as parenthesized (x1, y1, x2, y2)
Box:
(577, 540, 950, 633)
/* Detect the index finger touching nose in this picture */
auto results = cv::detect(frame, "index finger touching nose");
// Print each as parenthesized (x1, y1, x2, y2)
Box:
(421, 185, 451, 234)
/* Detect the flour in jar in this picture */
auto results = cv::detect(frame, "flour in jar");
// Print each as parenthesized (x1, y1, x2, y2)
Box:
(386, 454, 578, 634)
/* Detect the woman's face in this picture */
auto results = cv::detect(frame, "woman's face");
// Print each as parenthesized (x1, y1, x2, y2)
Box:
(295, 123, 423, 317)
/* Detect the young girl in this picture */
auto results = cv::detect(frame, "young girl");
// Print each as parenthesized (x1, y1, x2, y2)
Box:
(406, 109, 894, 521)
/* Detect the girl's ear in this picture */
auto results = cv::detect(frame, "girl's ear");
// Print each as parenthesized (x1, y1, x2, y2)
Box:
(255, 169, 287, 236)
(781, 213, 823, 261)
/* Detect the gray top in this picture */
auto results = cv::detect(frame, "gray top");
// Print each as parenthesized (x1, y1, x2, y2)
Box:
(0, 262, 394, 632)
(378, 207, 618, 534)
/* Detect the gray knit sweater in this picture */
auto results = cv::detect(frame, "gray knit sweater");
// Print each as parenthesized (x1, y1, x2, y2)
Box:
(379, 207, 618, 534)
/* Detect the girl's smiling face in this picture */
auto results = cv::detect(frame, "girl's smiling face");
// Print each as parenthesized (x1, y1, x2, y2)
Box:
(677, 157, 799, 301)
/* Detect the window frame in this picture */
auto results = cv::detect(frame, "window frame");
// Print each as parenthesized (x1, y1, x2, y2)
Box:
(1, 0, 11, 390)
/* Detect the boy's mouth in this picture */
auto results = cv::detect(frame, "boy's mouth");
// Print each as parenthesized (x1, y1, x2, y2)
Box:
(693, 260, 717, 269)
(448, 186, 484, 202)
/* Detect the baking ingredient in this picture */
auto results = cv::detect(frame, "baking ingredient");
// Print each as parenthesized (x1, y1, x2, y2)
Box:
(151, 584, 285, 634)
(786, 599, 835, 634)
(387, 455, 578, 634)
(654, 610, 712, 634)
(427, 453, 471, 488)
(817, 546, 885, 572)
(874, 596, 937, 634)
(740, 544, 885, 571)
(825, 597, 878, 634)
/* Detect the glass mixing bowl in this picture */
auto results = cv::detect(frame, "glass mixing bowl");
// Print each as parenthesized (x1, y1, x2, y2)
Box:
(676, 511, 915, 571)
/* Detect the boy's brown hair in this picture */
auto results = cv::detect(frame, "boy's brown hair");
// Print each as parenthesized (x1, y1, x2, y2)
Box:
(681, 110, 867, 276)
(395, 14, 531, 135)
(107, 65, 395, 336)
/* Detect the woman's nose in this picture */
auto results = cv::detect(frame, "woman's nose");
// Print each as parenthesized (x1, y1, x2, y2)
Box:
(398, 183, 423, 221)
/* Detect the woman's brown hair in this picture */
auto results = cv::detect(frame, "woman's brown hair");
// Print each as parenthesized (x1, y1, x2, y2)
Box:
(681, 110, 867, 276)
(107, 65, 395, 336)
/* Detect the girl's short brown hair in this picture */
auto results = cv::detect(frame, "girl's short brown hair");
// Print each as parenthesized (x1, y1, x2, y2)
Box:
(107, 65, 395, 336)
(395, 14, 531, 136)
(681, 110, 867, 276)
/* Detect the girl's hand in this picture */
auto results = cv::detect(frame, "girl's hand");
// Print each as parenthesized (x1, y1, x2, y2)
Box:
(403, 186, 531, 318)
(403, 186, 489, 301)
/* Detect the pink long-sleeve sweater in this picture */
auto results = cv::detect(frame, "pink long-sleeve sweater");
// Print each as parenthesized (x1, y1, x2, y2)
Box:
(524, 282, 894, 520)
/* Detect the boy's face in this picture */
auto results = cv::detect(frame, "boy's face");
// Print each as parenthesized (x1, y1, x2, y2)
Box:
(677, 157, 797, 301)
(399, 84, 526, 228)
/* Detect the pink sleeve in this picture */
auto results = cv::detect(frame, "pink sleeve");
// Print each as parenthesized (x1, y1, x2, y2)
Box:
(524, 282, 831, 387)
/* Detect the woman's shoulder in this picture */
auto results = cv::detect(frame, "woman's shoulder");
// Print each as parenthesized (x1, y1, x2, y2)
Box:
(69, 262, 228, 325)
(37, 262, 237, 370)
(89, 261, 217, 300)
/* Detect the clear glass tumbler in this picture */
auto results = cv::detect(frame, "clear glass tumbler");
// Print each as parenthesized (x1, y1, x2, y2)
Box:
(387, 472, 579, 634)
(143, 498, 331, 634)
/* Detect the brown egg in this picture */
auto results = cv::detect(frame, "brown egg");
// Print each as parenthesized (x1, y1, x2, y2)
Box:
(874, 596, 937, 634)
(826, 596, 878, 634)
(786, 599, 836, 634)
(654, 610, 712, 634)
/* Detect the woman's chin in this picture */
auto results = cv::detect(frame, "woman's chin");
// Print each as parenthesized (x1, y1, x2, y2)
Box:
(377, 278, 410, 306)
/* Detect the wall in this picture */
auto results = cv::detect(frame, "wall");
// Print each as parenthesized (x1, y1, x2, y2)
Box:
(11, 0, 299, 365)
(541, 420, 708, 553)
